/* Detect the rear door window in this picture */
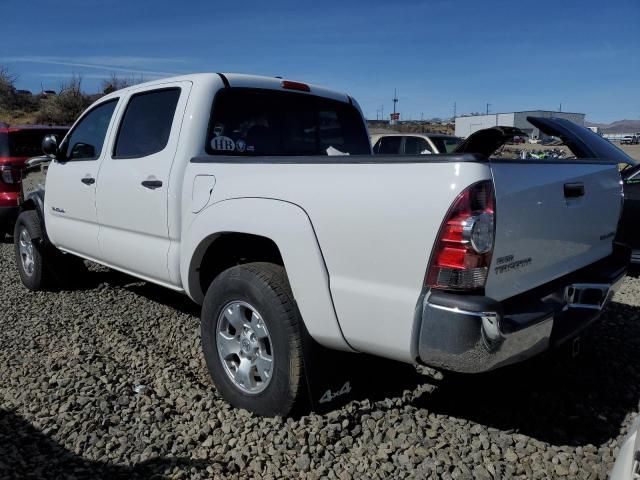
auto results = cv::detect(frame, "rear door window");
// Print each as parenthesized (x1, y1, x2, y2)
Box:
(374, 136, 402, 154)
(206, 88, 370, 156)
(404, 136, 432, 154)
(430, 136, 462, 153)
(114, 88, 181, 158)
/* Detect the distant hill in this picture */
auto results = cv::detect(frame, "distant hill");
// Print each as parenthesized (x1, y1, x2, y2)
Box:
(586, 119, 640, 134)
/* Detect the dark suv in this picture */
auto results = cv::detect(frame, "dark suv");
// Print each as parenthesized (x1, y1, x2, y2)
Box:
(0, 124, 68, 239)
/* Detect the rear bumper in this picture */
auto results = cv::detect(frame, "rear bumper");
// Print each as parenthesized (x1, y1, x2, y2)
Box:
(417, 249, 629, 373)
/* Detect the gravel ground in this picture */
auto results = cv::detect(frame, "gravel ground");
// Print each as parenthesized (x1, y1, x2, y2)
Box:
(2, 238, 640, 479)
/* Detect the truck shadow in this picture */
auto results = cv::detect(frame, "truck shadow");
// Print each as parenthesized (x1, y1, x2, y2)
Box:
(0, 409, 208, 480)
(409, 300, 640, 447)
(69, 267, 640, 448)
(313, 301, 640, 448)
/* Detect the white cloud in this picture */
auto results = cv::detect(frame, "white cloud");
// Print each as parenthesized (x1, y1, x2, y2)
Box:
(0, 56, 185, 76)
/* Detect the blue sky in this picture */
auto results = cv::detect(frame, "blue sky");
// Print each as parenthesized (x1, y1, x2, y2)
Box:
(2, 0, 638, 123)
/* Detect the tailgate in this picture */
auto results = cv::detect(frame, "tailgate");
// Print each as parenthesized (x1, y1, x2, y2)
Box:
(485, 161, 622, 301)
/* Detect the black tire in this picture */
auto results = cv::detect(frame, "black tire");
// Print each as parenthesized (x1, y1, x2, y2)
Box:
(13, 211, 51, 290)
(13, 211, 87, 291)
(201, 262, 305, 417)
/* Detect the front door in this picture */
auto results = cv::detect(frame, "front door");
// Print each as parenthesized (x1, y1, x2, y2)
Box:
(45, 98, 120, 259)
(95, 82, 191, 285)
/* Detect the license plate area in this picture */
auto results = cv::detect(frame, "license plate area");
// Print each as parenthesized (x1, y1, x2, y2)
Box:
(564, 283, 611, 310)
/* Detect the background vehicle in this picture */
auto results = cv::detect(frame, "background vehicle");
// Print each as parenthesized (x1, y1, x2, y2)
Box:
(370, 133, 462, 154)
(617, 160, 640, 263)
(621, 135, 639, 145)
(0, 125, 68, 239)
(610, 418, 640, 479)
(14, 74, 629, 416)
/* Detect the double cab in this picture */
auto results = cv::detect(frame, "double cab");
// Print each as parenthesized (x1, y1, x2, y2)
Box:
(15, 73, 629, 416)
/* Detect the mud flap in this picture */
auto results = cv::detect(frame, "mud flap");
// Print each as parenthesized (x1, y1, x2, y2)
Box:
(299, 325, 422, 413)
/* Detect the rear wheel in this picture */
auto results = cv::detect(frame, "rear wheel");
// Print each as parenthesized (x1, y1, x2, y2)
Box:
(201, 262, 305, 416)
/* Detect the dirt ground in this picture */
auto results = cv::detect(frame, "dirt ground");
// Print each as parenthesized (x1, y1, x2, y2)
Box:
(620, 144, 640, 161)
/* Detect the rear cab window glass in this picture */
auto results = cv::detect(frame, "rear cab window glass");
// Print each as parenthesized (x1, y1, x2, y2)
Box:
(206, 88, 370, 156)
(62, 99, 118, 161)
(114, 88, 181, 158)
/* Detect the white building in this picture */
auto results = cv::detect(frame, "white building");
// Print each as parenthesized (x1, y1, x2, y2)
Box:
(455, 111, 585, 139)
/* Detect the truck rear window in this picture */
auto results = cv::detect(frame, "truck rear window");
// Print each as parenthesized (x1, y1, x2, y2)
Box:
(206, 88, 370, 156)
(0, 128, 68, 158)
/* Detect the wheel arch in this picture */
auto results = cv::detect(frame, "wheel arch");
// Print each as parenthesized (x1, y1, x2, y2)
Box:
(181, 198, 353, 352)
(18, 192, 47, 239)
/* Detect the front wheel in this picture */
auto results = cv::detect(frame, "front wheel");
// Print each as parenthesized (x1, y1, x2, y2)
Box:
(14, 211, 50, 290)
(201, 262, 306, 416)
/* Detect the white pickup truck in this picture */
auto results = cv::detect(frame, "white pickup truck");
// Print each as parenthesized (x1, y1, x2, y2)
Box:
(14, 73, 629, 416)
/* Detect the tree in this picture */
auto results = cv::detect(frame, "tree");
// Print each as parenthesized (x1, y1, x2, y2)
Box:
(36, 75, 93, 125)
(0, 66, 17, 109)
(100, 73, 143, 94)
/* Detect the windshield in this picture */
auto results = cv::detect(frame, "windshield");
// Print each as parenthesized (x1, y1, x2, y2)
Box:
(430, 136, 462, 153)
(206, 88, 370, 156)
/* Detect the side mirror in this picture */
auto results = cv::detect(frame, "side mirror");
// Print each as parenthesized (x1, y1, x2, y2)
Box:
(42, 135, 59, 157)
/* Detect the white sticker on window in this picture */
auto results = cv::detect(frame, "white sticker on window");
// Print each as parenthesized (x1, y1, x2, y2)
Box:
(210, 136, 236, 152)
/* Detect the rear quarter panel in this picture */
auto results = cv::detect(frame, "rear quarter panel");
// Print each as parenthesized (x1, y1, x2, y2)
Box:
(182, 159, 492, 362)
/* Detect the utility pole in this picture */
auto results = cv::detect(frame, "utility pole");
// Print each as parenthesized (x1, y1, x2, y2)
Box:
(453, 102, 457, 119)
(421, 112, 424, 121)
(559, 102, 562, 112)
(393, 89, 398, 117)
(381, 105, 384, 122)
(486, 103, 491, 115)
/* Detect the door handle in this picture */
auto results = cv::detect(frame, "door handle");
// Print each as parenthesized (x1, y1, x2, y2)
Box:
(81, 177, 95, 185)
(564, 183, 585, 198)
(141, 179, 163, 190)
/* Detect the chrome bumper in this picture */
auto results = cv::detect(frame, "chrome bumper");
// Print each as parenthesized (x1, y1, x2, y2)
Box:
(631, 250, 640, 264)
(417, 271, 625, 373)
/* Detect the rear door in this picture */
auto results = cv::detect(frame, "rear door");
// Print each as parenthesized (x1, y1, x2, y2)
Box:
(95, 82, 191, 285)
(45, 99, 119, 258)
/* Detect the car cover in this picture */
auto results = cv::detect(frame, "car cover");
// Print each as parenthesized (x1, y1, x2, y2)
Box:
(527, 116, 636, 166)
(453, 117, 638, 167)
(453, 126, 526, 157)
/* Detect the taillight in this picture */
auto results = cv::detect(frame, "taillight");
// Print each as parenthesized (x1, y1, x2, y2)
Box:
(426, 180, 495, 290)
(281, 80, 311, 92)
(0, 165, 21, 184)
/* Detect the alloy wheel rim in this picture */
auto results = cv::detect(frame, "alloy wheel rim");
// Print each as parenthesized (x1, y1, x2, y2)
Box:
(216, 301, 274, 394)
(18, 228, 35, 277)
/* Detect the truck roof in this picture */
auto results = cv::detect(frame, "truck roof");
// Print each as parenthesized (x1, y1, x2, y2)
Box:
(99, 72, 352, 105)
